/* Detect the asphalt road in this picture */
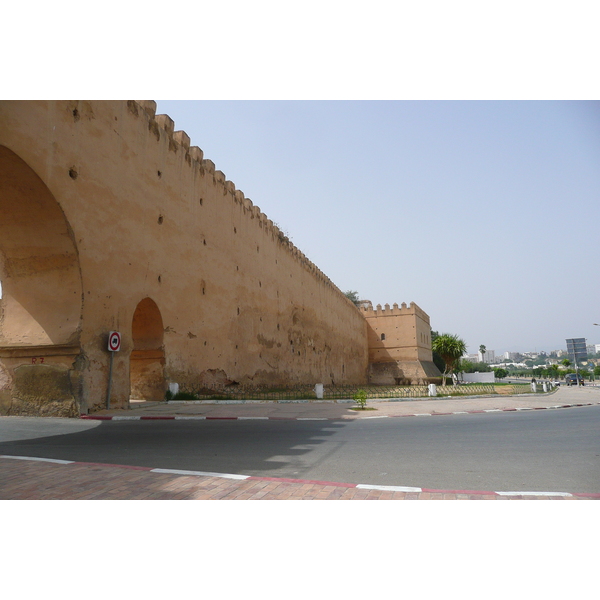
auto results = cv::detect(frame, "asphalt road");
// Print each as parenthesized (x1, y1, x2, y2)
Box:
(1, 406, 599, 493)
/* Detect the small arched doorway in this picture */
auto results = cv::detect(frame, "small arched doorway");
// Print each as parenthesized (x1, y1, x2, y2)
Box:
(130, 297, 165, 402)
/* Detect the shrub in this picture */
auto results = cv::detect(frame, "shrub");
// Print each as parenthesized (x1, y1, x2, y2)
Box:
(353, 389, 368, 409)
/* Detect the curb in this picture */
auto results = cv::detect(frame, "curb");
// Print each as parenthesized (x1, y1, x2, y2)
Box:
(2, 454, 599, 499)
(80, 401, 600, 421)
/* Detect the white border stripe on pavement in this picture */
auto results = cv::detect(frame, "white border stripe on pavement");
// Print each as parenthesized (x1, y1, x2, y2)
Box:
(495, 490, 572, 497)
(357, 484, 422, 492)
(151, 468, 250, 480)
(174, 416, 207, 420)
(363, 415, 389, 419)
(0, 455, 74, 465)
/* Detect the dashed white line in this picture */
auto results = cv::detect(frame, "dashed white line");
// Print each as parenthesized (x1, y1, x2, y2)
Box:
(357, 484, 422, 492)
(151, 468, 250, 480)
(0, 455, 74, 465)
(495, 490, 572, 497)
(174, 416, 207, 420)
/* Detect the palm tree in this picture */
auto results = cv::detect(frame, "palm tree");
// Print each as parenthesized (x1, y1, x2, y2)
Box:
(432, 333, 467, 386)
(479, 344, 487, 362)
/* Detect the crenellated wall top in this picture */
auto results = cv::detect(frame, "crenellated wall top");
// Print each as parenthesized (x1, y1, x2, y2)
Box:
(129, 101, 344, 298)
(360, 300, 430, 321)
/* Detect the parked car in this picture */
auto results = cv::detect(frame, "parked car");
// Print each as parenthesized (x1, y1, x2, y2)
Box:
(565, 374, 584, 386)
(551, 380, 561, 386)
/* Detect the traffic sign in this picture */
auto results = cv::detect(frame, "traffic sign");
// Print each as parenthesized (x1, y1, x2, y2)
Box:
(108, 331, 121, 352)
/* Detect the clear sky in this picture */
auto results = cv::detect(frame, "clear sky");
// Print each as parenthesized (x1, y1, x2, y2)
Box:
(155, 100, 600, 355)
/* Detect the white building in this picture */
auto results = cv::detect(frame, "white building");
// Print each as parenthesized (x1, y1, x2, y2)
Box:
(478, 350, 495, 363)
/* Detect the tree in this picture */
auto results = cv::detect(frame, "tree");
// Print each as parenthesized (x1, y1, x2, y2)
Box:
(431, 333, 467, 386)
(493, 367, 508, 379)
(459, 359, 491, 373)
(479, 344, 487, 361)
(561, 358, 571, 368)
(430, 330, 445, 373)
(344, 290, 360, 306)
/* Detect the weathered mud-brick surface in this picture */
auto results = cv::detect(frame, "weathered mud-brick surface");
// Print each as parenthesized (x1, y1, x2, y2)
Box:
(8, 364, 78, 417)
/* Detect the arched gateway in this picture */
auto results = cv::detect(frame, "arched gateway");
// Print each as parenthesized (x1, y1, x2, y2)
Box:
(0, 146, 83, 416)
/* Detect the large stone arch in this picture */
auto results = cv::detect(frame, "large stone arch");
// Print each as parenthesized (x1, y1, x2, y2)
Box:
(0, 145, 83, 416)
(130, 297, 165, 401)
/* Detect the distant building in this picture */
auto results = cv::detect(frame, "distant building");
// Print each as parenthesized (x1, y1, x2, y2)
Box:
(478, 350, 495, 363)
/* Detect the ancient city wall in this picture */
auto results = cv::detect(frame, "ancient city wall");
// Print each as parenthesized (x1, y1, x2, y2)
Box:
(0, 100, 368, 415)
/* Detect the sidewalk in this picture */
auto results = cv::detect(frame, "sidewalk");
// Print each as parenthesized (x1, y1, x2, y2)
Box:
(2, 386, 599, 500)
(85, 385, 600, 421)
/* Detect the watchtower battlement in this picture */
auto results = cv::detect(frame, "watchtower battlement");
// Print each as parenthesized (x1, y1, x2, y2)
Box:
(359, 300, 429, 321)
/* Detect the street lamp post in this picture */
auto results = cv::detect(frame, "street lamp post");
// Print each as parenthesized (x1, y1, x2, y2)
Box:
(592, 324, 599, 384)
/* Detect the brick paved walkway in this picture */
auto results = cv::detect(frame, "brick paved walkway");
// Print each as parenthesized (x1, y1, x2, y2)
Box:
(1, 456, 597, 500)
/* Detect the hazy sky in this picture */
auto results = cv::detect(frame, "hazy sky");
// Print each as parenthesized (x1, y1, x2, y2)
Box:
(155, 100, 600, 355)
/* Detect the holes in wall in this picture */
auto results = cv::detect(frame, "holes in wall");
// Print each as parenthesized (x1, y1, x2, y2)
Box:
(381, 333, 386, 341)
(237, 307, 240, 315)
(199, 197, 203, 206)
(157, 170, 162, 178)
(157, 215, 164, 224)
(234, 227, 237, 234)
(72, 108, 80, 122)
(68, 167, 78, 180)
(158, 275, 162, 283)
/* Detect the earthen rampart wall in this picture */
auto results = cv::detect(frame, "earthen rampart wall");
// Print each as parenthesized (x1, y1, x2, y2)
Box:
(0, 100, 368, 414)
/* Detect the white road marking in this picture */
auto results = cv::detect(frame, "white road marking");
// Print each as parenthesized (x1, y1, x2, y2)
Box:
(151, 468, 249, 480)
(0, 455, 74, 465)
(357, 484, 422, 492)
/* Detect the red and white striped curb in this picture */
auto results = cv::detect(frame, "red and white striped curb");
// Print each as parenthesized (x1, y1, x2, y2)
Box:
(2, 454, 599, 499)
(80, 402, 600, 421)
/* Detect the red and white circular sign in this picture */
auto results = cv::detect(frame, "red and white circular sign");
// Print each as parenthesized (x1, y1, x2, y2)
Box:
(108, 331, 121, 352)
